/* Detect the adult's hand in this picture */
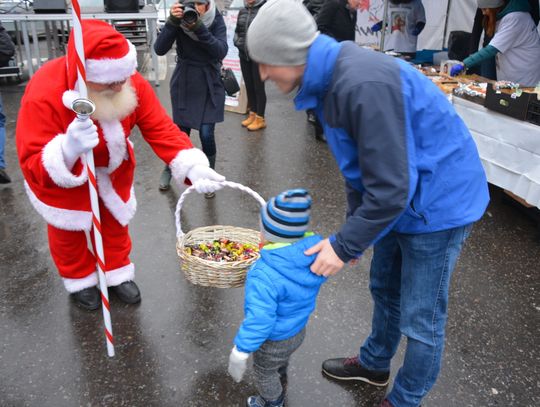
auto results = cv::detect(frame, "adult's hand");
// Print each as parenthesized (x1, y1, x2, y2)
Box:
(62, 117, 99, 170)
(371, 21, 383, 33)
(186, 164, 226, 193)
(304, 238, 345, 277)
(450, 63, 465, 77)
(170, 2, 184, 19)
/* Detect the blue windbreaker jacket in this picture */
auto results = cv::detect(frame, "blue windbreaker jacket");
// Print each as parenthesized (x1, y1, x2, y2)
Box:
(233, 235, 326, 353)
(295, 35, 490, 262)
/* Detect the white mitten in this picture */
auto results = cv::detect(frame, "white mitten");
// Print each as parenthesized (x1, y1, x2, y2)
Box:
(186, 164, 226, 193)
(61, 117, 99, 170)
(228, 346, 249, 383)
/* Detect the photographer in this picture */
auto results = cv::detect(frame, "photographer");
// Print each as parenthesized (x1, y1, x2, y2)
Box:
(154, 0, 228, 197)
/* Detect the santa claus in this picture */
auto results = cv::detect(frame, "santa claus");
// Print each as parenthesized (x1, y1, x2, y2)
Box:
(16, 20, 225, 310)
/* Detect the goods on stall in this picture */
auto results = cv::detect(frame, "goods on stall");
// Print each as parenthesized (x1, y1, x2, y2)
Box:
(453, 82, 488, 99)
(415, 67, 460, 95)
(485, 84, 540, 124)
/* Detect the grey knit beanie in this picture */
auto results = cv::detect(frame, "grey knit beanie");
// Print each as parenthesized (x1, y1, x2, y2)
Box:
(247, 0, 319, 66)
(477, 0, 505, 8)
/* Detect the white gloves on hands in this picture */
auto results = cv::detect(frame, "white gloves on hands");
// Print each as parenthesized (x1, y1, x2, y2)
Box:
(228, 346, 249, 383)
(62, 117, 99, 170)
(186, 164, 226, 194)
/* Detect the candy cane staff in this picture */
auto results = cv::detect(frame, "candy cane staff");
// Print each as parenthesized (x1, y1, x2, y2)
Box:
(15, 19, 225, 327)
(71, 0, 116, 356)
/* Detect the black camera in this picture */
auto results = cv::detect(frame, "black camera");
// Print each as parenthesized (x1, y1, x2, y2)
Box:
(181, 2, 199, 25)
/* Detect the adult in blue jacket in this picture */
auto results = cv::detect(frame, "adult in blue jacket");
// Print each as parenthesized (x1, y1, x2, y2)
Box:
(246, 1, 490, 406)
(154, 0, 227, 195)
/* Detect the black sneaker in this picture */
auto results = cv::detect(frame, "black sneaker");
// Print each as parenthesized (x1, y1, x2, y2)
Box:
(322, 356, 389, 386)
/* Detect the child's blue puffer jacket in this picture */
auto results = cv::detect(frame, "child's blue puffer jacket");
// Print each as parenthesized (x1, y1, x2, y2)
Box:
(234, 234, 327, 353)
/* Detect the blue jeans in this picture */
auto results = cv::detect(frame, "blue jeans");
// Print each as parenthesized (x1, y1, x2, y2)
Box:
(0, 94, 6, 169)
(359, 225, 472, 407)
(180, 123, 216, 159)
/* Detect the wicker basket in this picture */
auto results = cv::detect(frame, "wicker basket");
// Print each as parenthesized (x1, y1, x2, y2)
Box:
(175, 181, 265, 288)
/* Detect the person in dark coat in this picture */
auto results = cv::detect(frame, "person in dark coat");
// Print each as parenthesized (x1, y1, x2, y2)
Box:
(154, 0, 228, 197)
(307, 0, 359, 141)
(303, 0, 326, 18)
(234, 0, 267, 131)
(316, 0, 359, 42)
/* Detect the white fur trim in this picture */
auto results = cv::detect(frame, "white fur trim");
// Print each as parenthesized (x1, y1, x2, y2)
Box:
(24, 181, 92, 231)
(63, 271, 98, 293)
(62, 90, 80, 110)
(96, 168, 137, 227)
(42, 134, 88, 188)
(106, 263, 135, 287)
(99, 120, 127, 173)
(170, 148, 210, 185)
(86, 41, 138, 84)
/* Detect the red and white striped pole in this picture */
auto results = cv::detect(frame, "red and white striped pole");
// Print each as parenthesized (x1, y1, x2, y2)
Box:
(70, 2, 115, 357)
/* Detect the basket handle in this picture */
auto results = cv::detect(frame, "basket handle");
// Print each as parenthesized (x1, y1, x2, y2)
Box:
(175, 180, 266, 238)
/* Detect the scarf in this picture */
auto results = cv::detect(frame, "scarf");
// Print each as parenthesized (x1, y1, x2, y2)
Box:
(181, 0, 217, 41)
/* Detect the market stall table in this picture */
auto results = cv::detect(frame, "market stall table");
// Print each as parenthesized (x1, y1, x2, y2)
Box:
(452, 96, 540, 209)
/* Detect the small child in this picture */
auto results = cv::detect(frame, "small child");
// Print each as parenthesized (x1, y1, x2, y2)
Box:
(228, 189, 326, 407)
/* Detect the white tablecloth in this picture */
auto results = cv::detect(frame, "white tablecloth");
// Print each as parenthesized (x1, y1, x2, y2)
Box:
(452, 96, 540, 209)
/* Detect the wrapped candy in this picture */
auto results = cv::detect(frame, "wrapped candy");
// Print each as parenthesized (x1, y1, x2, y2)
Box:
(185, 238, 259, 262)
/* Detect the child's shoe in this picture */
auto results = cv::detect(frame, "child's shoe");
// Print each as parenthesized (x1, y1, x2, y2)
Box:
(241, 111, 256, 127)
(246, 393, 284, 407)
(247, 115, 266, 131)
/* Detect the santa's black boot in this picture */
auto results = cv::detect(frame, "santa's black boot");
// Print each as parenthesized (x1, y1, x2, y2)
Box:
(71, 287, 100, 310)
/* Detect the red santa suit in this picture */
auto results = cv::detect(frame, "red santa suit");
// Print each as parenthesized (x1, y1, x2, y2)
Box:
(16, 20, 210, 293)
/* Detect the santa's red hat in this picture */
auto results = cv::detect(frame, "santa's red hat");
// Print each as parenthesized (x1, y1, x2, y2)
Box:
(66, 19, 137, 89)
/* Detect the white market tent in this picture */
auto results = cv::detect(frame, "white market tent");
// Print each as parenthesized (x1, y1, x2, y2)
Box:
(355, 0, 540, 51)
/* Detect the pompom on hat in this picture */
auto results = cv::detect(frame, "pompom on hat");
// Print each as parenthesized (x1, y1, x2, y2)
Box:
(261, 189, 312, 243)
(66, 20, 137, 91)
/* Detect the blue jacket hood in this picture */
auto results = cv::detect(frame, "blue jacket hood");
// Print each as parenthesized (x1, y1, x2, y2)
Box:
(259, 234, 325, 288)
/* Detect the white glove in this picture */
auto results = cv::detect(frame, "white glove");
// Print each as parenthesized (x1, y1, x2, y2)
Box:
(62, 117, 99, 170)
(186, 164, 226, 194)
(228, 346, 249, 383)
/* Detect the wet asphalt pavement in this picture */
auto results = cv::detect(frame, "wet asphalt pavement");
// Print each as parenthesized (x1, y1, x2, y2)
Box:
(0, 52, 539, 407)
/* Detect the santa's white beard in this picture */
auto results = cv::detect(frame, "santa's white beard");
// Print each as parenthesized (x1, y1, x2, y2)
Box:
(88, 80, 138, 122)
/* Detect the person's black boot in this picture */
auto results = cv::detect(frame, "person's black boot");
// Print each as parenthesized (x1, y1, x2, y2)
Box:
(159, 166, 171, 191)
(313, 120, 326, 142)
(110, 281, 141, 304)
(0, 168, 11, 184)
(322, 356, 389, 386)
(71, 286, 100, 310)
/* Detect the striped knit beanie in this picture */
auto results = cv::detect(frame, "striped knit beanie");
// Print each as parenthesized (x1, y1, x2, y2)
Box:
(261, 189, 312, 243)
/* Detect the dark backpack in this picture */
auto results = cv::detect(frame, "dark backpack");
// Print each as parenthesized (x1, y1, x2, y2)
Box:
(0, 25, 15, 65)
